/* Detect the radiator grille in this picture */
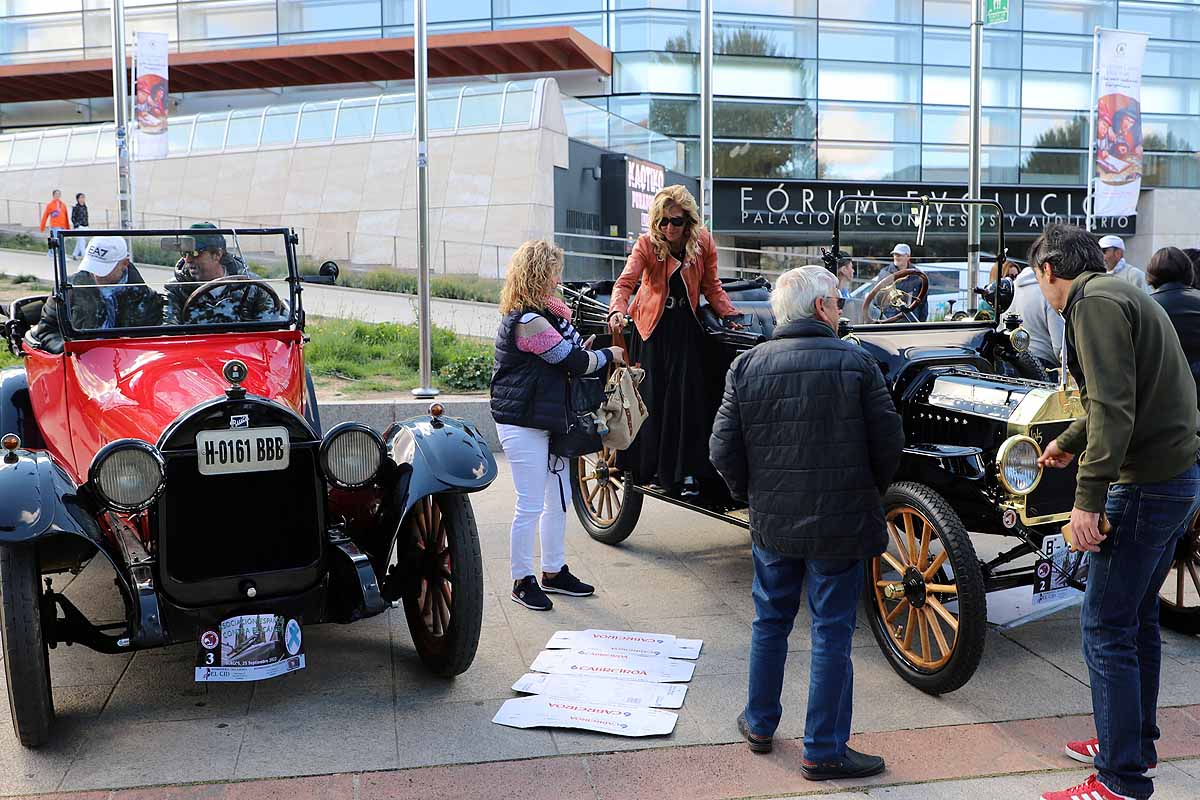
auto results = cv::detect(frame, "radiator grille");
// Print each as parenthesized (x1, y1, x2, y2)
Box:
(160, 446, 322, 583)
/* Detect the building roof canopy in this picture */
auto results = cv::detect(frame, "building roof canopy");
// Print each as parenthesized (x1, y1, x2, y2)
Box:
(0, 27, 611, 104)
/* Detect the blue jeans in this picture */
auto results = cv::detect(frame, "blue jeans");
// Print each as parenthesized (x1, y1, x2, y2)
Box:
(744, 544, 862, 763)
(1086, 461, 1200, 800)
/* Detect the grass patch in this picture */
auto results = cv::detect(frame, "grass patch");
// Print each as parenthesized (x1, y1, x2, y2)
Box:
(337, 269, 502, 305)
(0, 231, 43, 254)
(305, 317, 492, 396)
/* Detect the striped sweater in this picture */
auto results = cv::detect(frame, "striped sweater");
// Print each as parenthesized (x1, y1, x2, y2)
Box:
(514, 312, 610, 375)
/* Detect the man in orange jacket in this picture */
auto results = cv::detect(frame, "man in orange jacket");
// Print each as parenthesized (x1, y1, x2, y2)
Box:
(39, 189, 70, 266)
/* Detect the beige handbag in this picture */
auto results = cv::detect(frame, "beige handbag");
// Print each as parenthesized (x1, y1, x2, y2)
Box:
(600, 365, 648, 451)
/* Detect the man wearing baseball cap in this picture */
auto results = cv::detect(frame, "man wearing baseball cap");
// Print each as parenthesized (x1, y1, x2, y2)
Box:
(1098, 235, 1148, 293)
(32, 236, 162, 351)
(873, 242, 928, 321)
(165, 222, 275, 324)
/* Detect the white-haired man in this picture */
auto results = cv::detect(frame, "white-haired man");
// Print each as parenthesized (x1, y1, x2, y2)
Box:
(710, 265, 904, 780)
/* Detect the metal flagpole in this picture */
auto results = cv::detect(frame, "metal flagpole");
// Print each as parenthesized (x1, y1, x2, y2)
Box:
(111, 0, 134, 228)
(699, 0, 713, 228)
(412, 0, 438, 398)
(966, 0, 983, 305)
(1085, 26, 1101, 233)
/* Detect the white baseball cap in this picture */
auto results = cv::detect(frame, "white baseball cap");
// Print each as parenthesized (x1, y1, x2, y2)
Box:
(891, 243, 911, 256)
(79, 236, 129, 278)
(1097, 235, 1125, 251)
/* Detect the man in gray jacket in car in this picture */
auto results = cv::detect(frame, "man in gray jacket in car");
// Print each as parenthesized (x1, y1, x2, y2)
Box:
(1003, 261, 1064, 371)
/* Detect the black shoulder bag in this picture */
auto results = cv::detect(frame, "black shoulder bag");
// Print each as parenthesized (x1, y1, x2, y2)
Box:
(549, 372, 605, 458)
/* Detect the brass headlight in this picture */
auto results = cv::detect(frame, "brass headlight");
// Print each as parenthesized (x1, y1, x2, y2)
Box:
(997, 435, 1042, 496)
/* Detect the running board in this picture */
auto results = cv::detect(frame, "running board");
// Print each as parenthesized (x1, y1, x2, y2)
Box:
(631, 485, 750, 529)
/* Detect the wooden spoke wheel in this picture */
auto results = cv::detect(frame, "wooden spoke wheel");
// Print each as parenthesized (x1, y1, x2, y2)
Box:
(1160, 508, 1200, 635)
(864, 482, 987, 695)
(401, 493, 483, 677)
(1, 543, 53, 747)
(570, 446, 643, 545)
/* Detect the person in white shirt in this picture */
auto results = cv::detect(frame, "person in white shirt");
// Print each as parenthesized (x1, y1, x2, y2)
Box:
(1097, 235, 1149, 292)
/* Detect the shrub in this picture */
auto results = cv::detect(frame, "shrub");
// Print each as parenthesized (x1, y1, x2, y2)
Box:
(439, 353, 493, 392)
(0, 232, 41, 253)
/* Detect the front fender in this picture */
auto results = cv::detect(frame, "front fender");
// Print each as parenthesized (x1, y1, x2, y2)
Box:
(387, 414, 497, 519)
(0, 448, 97, 544)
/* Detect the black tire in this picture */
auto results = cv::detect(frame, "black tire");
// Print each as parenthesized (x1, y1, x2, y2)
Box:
(303, 368, 322, 436)
(401, 493, 483, 677)
(1004, 350, 1052, 383)
(1160, 509, 1200, 635)
(570, 446, 643, 545)
(864, 481, 988, 695)
(0, 544, 53, 747)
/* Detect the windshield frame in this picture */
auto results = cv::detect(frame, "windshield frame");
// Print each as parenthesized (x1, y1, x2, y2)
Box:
(829, 194, 1008, 323)
(52, 227, 303, 341)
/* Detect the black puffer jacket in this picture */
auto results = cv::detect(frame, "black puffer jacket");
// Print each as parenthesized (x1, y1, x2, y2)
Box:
(709, 318, 904, 560)
(491, 310, 566, 433)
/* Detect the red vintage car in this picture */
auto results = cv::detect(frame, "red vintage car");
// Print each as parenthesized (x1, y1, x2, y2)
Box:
(0, 228, 496, 747)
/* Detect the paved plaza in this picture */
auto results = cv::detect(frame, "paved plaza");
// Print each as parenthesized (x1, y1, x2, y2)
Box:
(2, 455, 1199, 798)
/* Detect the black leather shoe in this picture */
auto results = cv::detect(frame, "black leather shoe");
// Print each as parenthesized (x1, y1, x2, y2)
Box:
(736, 712, 772, 754)
(800, 748, 885, 781)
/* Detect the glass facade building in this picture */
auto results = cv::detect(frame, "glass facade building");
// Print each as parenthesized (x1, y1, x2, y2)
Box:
(1, 1, 1199, 188)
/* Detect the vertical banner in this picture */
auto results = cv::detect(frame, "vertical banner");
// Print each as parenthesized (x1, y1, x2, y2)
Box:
(134, 31, 169, 158)
(1090, 29, 1149, 218)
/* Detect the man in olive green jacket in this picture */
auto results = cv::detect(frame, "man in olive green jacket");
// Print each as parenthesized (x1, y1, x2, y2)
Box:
(1031, 224, 1200, 800)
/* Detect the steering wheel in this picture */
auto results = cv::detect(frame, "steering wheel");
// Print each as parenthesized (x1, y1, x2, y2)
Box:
(861, 269, 930, 323)
(181, 275, 284, 322)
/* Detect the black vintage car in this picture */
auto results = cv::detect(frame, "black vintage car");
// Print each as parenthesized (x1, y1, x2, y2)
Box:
(0, 229, 497, 747)
(562, 196, 1200, 694)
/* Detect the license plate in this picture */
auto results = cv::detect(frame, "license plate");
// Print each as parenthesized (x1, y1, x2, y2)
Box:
(195, 614, 306, 682)
(196, 427, 289, 476)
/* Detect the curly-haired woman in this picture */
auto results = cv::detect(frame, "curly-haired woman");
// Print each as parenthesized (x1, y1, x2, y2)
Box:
(491, 240, 626, 610)
(607, 185, 742, 496)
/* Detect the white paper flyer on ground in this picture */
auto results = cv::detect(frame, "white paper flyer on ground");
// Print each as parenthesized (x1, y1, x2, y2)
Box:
(493, 695, 677, 737)
(530, 648, 695, 683)
(512, 672, 687, 709)
(544, 629, 703, 660)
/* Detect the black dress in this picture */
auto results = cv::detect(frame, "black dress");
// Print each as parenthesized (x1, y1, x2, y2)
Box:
(621, 264, 721, 492)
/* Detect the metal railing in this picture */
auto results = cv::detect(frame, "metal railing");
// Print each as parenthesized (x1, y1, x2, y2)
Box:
(0, 79, 546, 172)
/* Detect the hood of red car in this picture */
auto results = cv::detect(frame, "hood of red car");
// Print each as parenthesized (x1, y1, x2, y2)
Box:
(61, 331, 306, 479)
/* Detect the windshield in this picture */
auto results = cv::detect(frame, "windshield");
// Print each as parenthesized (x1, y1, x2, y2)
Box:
(55, 228, 298, 338)
(832, 196, 1012, 326)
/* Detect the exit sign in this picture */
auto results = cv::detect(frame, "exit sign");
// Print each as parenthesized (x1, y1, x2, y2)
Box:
(986, 0, 1009, 24)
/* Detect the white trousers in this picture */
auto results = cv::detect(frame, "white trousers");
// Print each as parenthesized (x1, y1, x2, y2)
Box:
(496, 423, 570, 581)
(71, 226, 88, 259)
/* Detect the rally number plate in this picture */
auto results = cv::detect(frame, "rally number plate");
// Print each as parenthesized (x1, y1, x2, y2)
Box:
(196, 427, 289, 476)
(195, 614, 306, 683)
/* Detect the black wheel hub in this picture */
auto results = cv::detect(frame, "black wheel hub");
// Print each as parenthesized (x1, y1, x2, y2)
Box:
(594, 461, 610, 482)
(903, 567, 928, 608)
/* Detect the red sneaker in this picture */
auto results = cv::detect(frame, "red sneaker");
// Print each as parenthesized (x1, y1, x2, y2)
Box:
(1041, 774, 1135, 800)
(1064, 738, 1157, 777)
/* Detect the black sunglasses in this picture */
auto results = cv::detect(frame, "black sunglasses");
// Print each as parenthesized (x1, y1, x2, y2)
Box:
(823, 295, 846, 311)
(658, 215, 688, 229)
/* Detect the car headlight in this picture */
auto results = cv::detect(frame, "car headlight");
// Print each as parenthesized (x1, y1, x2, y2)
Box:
(319, 423, 386, 488)
(997, 435, 1042, 496)
(1010, 328, 1031, 352)
(89, 440, 166, 512)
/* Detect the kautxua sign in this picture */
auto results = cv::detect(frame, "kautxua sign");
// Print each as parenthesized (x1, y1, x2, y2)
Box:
(713, 180, 1136, 236)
